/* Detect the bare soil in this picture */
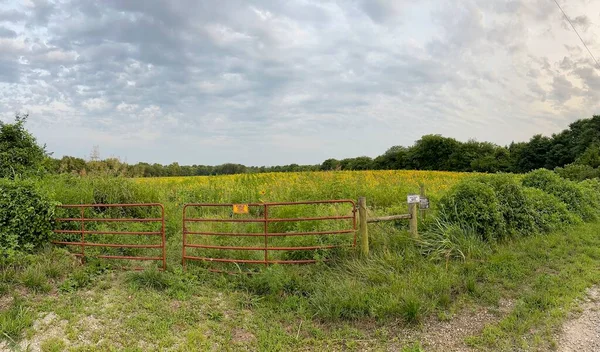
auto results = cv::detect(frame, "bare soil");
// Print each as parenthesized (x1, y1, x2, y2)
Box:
(557, 286, 600, 352)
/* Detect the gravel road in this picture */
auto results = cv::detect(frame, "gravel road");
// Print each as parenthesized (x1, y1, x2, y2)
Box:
(557, 286, 600, 352)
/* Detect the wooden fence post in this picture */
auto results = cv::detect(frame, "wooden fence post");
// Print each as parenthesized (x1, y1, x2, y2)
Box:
(419, 184, 427, 221)
(358, 197, 368, 256)
(409, 201, 418, 238)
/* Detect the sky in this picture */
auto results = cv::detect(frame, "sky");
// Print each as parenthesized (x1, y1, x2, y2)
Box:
(1, 0, 600, 166)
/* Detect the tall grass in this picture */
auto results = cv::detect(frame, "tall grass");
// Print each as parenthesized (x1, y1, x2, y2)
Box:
(39, 170, 473, 271)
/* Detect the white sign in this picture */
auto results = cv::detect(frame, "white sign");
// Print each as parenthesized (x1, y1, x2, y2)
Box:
(407, 194, 421, 204)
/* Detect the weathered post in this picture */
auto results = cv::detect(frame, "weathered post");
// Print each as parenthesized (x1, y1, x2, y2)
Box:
(419, 184, 427, 221)
(408, 200, 419, 238)
(358, 197, 368, 256)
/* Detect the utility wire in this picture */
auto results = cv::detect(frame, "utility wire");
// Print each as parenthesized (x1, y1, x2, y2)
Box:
(552, 0, 600, 69)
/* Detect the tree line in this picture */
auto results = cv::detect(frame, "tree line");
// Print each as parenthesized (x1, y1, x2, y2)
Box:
(43, 157, 321, 177)
(3, 114, 600, 178)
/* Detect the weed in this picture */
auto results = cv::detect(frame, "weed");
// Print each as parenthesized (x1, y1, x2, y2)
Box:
(464, 276, 478, 295)
(207, 311, 224, 321)
(59, 262, 107, 292)
(0, 283, 8, 295)
(40, 338, 66, 352)
(417, 218, 488, 264)
(20, 265, 51, 293)
(401, 342, 425, 352)
(126, 269, 171, 291)
(0, 299, 33, 342)
(400, 295, 424, 324)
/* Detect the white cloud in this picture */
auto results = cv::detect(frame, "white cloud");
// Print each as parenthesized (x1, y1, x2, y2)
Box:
(82, 98, 110, 111)
(0, 0, 600, 165)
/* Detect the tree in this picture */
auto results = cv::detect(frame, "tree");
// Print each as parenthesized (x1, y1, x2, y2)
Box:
(320, 158, 340, 171)
(214, 163, 246, 175)
(510, 135, 552, 172)
(575, 144, 600, 168)
(374, 146, 408, 170)
(90, 145, 100, 161)
(58, 156, 86, 174)
(470, 148, 511, 173)
(0, 113, 47, 178)
(347, 156, 374, 170)
(407, 135, 461, 170)
(166, 162, 182, 176)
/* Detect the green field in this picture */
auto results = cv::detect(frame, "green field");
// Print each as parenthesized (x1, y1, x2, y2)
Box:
(2, 170, 600, 351)
(43, 170, 471, 271)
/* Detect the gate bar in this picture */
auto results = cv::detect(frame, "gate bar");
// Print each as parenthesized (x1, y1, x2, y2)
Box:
(52, 203, 166, 270)
(182, 200, 357, 270)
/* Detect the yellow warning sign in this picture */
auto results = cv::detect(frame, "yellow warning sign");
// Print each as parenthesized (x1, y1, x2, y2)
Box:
(232, 204, 249, 214)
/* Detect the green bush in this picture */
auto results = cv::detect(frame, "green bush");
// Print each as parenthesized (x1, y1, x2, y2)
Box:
(579, 178, 600, 206)
(0, 114, 47, 179)
(554, 164, 600, 181)
(522, 188, 580, 233)
(522, 169, 599, 221)
(474, 175, 536, 237)
(438, 180, 505, 241)
(0, 179, 56, 258)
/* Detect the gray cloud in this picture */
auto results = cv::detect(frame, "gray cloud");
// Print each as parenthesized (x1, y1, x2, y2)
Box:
(26, 0, 55, 27)
(0, 9, 26, 22)
(0, 25, 15, 37)
(562, 14, 591, 32)
(0, 0, 599, 165)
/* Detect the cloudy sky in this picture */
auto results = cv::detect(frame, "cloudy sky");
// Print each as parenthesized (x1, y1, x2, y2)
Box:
(1, 0, 600, 165)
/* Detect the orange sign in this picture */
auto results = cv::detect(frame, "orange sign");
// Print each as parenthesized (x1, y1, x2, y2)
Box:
(232, 204, 249, 214)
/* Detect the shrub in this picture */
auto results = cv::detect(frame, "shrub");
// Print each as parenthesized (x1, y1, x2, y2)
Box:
(555, 164, 600, 181)
(522, 188, 581, 233)
(474, 175, 537, 237)
(0, 114, 47, 179)
(438, 180, 505, 241)
(0, 179, 56, 258)
(579, 178, 600, 206)
(522, 169, 599, 221)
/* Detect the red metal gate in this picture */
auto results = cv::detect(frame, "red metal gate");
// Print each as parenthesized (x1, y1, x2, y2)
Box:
(52, 203, 166, 270)
(182, 200, 356, 271)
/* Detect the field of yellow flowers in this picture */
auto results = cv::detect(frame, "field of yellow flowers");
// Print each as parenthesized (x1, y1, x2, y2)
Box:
(47, 170, 474, 271)
(135, 170, 474, 271)
(136, 170, 472, 210)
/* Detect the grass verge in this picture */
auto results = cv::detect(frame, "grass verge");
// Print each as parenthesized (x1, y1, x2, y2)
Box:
(0, 222, 599, 351)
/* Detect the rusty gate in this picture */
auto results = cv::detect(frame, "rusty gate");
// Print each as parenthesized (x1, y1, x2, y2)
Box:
(182, 200, 357, 271)
(52, 203, 166, 270)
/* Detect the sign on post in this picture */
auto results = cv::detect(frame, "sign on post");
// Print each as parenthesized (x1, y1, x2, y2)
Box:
(407, 194, 420, 204)
(419, 197, 430, 209)
(232, 204, 249, 214)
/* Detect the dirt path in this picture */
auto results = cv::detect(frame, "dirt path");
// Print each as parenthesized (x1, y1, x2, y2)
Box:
(557, 286, 600, 352)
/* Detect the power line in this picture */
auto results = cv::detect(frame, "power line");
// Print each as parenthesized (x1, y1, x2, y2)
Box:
(552, 0, 600, 69)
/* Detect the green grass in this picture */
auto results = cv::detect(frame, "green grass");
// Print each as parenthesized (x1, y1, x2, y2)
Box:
(40, 337, 66, 352)
(4, 170, 600, 350)
(0, 221, 599, 350)
(0, 299, 34, 342)
(465, 222, 600, 350)
(20, 265, 51, 293)
(126, 269, 172, 291)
